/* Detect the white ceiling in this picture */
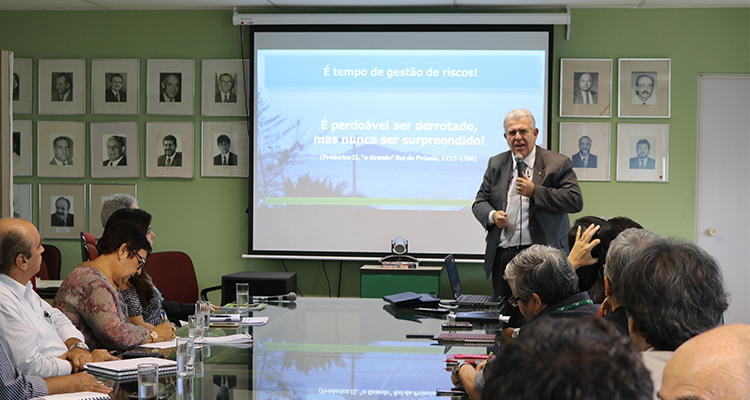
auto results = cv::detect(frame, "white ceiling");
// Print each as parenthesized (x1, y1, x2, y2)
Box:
(0, 0, 745, 10)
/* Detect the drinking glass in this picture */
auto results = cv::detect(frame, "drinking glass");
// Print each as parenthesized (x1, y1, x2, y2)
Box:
(236, 283, 250, 314)
(176, 337, 195, 377)
(137, 363, 159, 400)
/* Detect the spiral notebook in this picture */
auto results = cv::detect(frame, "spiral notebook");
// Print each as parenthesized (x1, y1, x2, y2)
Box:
(31, 392, 110, 400)
(84, 357, 177, 379)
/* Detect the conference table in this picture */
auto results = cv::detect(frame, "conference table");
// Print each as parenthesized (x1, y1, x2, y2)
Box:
(105, 297, 503, 400)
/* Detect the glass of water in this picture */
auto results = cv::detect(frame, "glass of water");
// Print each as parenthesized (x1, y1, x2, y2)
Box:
(138, 363, 159, 400)
(195, 301, 211, 336)
(187, 315, 199, 340)
(175, 338, 194, 377)
(236, 283, 250, 314)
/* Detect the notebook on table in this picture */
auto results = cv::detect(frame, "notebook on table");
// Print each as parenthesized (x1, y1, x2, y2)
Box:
(84, 357, 177, 379)
(445, 254, 503, 306)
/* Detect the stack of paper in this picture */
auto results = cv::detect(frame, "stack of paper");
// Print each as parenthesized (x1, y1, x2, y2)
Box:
(139, 333, 253, 349)
(240, 317, 268, 326)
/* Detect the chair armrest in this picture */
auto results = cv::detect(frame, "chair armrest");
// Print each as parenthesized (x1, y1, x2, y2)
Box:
(200, 285, 222, 302)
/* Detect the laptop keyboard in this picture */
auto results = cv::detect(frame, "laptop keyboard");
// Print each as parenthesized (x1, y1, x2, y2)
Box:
(460, 294, 492, 303)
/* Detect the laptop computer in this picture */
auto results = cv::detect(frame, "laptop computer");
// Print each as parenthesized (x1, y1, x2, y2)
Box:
(445, 254, 504, 306)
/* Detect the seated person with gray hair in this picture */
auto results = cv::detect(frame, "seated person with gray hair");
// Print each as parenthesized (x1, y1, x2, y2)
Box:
(481, 315, 653, 400)
(100, 193, 138, 228)
(615, 236, 729, 394)
(451, 244, 599, 400)
(599, 228, 660, 335)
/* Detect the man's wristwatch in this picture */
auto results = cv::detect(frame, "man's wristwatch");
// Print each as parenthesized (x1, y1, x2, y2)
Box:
(68, 341, 89, 351)
(511, 327, 521, 339)
(451, 361, 468, 380)
(149, 329, 159, 343)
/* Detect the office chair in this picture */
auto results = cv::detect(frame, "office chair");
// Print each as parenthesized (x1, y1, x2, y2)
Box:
(144, 251, 220, 304)
(41, 244, 61, 280)
(80, 232, 98, 262)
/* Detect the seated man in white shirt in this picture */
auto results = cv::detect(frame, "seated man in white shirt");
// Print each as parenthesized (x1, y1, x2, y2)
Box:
(0, 218, 116, 378)
(0, 340, 111, 399)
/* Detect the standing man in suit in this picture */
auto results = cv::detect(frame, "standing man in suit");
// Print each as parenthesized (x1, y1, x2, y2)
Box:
(157, 135, 182, 167)
(213, 135, 238, 166)
(573, 73, 598, 104)
(629, 139, 656, 169)
(51, 197, 74, 227)
(159, 73, 181, 103)
(51, 73, 72, 102)
(215, 73, 237, 103)
(472, 109, 583, 298)
(103, 136, 127, 166)
(49, 136, 73, 166)
(105, 73, 127, 103)
(570, 135, 597, 168)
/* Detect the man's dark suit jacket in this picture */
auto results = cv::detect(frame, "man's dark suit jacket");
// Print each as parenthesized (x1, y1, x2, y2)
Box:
(157, 152, 183, 166)
(571, 152, 597, 168)
(472, 146, 583, 278)
(105, 89, 127, 102)
(215, 91, 237, 103)
(573, 90, 598, 104)
(50, 158, 72, 165)
(103, 156, 127, 166)
(51, 213, 74, 227)
(160, 92, 181, 103)
(213, 152, 238, 166)
(51, 90, 72, 102)
(630, 157, 656, 169)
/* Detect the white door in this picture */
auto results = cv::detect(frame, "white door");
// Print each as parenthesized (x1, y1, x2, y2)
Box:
(696, 74, 750, 324)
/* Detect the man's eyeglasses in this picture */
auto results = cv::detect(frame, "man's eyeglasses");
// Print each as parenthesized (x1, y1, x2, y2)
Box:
(508, 296, 523, 308)
(132, 251, 147, 271)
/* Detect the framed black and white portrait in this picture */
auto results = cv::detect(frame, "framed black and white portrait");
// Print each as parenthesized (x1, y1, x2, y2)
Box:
(12, 119, 32, 176)
(89, 184, 137, 237)
(13, 58, 32, 115)
(12, 184, 32, 222)
(559, 123, 610, 181)
(560, 59, 612, 118)
(618, 59, 671, 118)
(202, 59, 249, 117)
(147, 59, 195, 116)
(616, 123, 669, 182)
(92, 59, 140, 115)
(39, 184, 85, 239)
(38, 59, 86, 115)
(90, 122, 140, 178)
(37, 121, 85, 178)
(201, 121, 250, 178)
(146, 121, 194, 178)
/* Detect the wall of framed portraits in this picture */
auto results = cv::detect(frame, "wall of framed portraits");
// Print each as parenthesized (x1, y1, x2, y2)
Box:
(0, 7, 747, 299)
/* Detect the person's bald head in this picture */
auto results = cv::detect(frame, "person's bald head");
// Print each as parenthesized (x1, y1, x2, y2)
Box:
(659, 324, 750, 400)
(0, 218, 43, 280)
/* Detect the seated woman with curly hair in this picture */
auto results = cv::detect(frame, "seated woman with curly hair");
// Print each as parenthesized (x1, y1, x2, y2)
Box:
(53, 221, 174, 350)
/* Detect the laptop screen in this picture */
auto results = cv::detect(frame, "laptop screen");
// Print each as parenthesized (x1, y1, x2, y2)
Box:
(444, 254, 463, 300)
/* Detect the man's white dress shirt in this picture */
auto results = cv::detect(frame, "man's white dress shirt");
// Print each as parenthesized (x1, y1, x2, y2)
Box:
(0, 274, 83, 378)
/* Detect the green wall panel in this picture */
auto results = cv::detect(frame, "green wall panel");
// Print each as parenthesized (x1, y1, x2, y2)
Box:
(1, 8, 747, 300)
